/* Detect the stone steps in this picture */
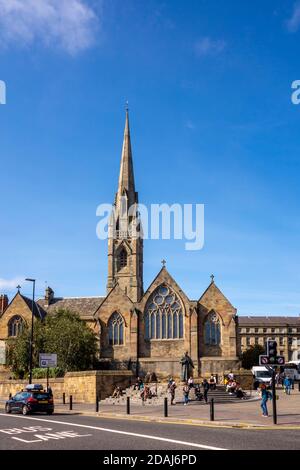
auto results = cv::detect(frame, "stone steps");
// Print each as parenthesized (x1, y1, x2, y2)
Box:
(102, 383, 250, 406)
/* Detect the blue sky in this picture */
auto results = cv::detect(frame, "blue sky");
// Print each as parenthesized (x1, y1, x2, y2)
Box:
(0, 0, 300, 315)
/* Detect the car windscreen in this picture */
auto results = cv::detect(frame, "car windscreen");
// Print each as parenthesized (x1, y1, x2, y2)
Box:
(31, 393, 50, 399)
(256, 371, 272, 378)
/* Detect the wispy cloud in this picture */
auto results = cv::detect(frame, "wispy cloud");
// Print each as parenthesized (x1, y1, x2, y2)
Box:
(194, 36, 226, 57)
(286, 2, 300, 32)
(0, 0, 101, 55)
(185, 120, 196, 130)
(0, 277, 24, 291)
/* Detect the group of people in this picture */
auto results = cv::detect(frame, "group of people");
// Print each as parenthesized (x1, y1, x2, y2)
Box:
(167, 376, 213, 405)
(224, 373, 246, 399)
(133, 376, 157, 401)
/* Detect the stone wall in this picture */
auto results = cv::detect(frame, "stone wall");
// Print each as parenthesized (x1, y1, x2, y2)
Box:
(0, 294, 31, 340)
(0, 370, 133, 403)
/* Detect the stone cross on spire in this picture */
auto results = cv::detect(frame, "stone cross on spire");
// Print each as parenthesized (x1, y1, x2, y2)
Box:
(161, 259, 166, 268)
(210, 274, 215, 283)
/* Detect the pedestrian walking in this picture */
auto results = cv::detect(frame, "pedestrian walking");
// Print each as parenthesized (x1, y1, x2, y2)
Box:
(183, 382, 189, 405)
(283, 376, 291, 395)
(169, 379, 177, 405)
(259, 383, 272, 417)
(202, 378, 209, 403)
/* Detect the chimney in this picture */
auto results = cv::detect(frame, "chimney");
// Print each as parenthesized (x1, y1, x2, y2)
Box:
(45, 287, 54, 306)
(0, 295, 9, 315)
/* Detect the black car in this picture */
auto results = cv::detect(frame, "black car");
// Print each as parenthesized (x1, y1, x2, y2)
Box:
(5, 389, 54, 415)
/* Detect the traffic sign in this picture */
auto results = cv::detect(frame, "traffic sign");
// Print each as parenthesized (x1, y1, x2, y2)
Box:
(39, 353, 57, 368)
(259, 354, 285, 366)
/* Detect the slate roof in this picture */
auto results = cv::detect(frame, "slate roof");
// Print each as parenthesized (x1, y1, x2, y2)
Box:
(37, 297, 105, 320)
(238, 316, 300, 326)
(20, 294, 46, 320)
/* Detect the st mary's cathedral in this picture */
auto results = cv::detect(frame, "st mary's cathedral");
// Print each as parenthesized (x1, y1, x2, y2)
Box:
(1, 111, 299, 378)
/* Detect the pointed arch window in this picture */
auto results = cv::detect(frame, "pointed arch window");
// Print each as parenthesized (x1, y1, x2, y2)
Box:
(144, 285, 184, 340)
(117, 248, 127, 271)
(108, 312, 124, 345)
(8, 315, 24, 337)
(204, 311, 221, 346)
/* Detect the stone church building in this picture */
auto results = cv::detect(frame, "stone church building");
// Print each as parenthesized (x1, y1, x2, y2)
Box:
(1, 111, 299, 378)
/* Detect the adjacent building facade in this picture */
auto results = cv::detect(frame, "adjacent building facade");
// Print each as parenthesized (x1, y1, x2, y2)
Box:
(0, 111, 299, 377)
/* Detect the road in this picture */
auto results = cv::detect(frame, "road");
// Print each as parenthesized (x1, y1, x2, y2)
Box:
(1, 411, 300, 451)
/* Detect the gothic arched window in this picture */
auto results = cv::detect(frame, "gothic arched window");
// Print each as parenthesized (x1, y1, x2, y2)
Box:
(144, 285, 184, 340)
(204, 311, 221, 346)
(108, 312, 124, 345)
(117, 248, 127, 271)
(8, 315, 24, 337)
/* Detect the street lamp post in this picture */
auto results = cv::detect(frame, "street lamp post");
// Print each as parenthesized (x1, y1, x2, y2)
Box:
(25, 278, 36, 384)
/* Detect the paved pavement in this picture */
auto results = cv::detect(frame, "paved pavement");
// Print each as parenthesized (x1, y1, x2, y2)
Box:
(1, 388, 300, 430)
(1, 412, 300, 450)
(36, 388, 300, 428)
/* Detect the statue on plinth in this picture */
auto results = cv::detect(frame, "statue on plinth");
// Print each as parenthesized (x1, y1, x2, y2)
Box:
(180, 351, 194, 382)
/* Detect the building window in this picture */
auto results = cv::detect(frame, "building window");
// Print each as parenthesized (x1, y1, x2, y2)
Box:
(238, 328, 242, 333)
(255, 328, 259, 333)
(279, 337, 284, 346)
(288, 337, 293, 345)
(117, 248, 127, 271)
(246, 337, 250, 347)
(288, 327, 292, 333)
(144, 285, 184, 340)
(8, 315, 24, 337)
(271, 328, 275, 333)
(204, 311, 221, 346)
(263, 328, 267, 333)
(108, 312, 124, 345)
(255, 337, 259, 345)
(246, 327, 250, 333)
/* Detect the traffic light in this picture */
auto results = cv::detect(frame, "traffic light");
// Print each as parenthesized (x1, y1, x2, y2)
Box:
(267, 340, 277, 364)
(259, 340, 285, 365)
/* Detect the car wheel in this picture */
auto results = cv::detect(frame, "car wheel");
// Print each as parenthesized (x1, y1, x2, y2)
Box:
(22, 405, 29, 416)
(5, 404, 11, 414)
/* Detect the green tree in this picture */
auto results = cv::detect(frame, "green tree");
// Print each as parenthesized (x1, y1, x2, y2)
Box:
(7, 309, 97, 377)
(43, 309, 97, 372)
(241, 344, 265, 369)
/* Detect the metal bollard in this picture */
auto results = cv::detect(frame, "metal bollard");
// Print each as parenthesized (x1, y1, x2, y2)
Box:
(164, 397, 168, 417)
(69, 395, 73, 411)
(210, 398, 214, 421)
(62, 392, 65, 405)
(126, 396, 130, 415)
(96, 395, 99, 412)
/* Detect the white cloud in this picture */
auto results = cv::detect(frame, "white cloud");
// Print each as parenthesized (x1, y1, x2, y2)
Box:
(286, 2, 300, 32)
(0, 0, 101, 55)
(185, 120, 196, 130)
(0, 277, 24, 291)
(194, 36, 226, 57)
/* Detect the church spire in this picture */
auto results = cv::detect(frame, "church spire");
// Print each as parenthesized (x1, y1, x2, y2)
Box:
(107, 107, 143, 302)
(116, 107, 137, 211)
